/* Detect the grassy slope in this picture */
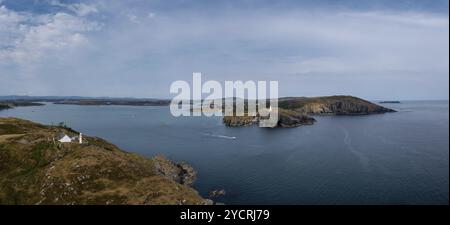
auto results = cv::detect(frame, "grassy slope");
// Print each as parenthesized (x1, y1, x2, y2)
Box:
(0, 117, 206, 205)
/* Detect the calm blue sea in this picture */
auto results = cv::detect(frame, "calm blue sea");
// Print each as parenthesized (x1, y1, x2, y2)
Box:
(1, 101, 448, 204)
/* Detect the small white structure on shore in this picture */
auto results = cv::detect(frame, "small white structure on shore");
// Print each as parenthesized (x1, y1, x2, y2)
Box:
(57, 133, 83, 144)
(58, 134, 72, 143)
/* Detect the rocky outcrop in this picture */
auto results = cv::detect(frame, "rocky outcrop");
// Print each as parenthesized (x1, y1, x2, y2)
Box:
(153, 155, 197, 186)
(223, 109, 316, 128)
(222, 115, 259, 127)
(209, 189, 226, 198)
(277, 109, 316, 127)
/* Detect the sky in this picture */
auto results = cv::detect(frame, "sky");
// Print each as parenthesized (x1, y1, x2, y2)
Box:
(0, 0, 448, 100)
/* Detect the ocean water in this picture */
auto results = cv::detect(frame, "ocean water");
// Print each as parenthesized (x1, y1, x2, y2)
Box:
(1, 101, 448, 205)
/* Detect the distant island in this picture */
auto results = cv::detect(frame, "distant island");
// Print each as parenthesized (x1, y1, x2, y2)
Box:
(379, 101, 401, 104)
(0, 117, 210, 205)
(0, 101, 44, 111)
(53, 99, 171, 106)
(0, 97, 170, 111)
(278, 96, 396, 114)
(222, 96, 396, 128)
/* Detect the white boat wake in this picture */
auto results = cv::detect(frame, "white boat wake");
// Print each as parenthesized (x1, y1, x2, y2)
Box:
(203, 133, 236, 140)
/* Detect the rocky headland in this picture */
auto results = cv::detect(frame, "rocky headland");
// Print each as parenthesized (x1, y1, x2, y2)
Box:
(223, 95, 395, 128)
(0, 101, 44, 111)
(223, 108, 316, 128)
(278, 95, 396, 115)
(0, 117, 209, 205)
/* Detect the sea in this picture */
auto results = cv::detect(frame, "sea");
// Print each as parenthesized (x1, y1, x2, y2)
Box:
(1, 101, 448, 204)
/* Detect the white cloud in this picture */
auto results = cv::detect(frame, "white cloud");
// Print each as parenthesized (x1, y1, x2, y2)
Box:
(340, 11, 449, 28)
(49, 0, 98, 16)
(0, 4, 101, 64)
(147, 12, 156, 19)
(0, 5, 25, 48)
(127, 14, 140, 24)
(0, 1, 448, 99)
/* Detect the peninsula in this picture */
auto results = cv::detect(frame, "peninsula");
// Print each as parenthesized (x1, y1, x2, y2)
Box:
(0, 101, 44, 111)
(222, 95, 396, 128)
(0, 117, 209, 205)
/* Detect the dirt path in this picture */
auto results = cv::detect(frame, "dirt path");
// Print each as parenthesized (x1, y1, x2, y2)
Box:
(0, 134, 25, 142)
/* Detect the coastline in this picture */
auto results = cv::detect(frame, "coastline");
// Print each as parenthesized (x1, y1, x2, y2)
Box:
(0, 117, 211, 205)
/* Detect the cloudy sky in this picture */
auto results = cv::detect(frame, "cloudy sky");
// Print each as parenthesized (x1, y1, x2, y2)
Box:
(0, 0, 448, 100)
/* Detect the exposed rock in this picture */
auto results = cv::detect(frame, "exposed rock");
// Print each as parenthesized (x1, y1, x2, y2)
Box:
(203, 199, 214, 205)
(222, 115, 258, 127)
(277, 109, 316, 127)
(223, 108, 315, 128)
(209, 189, 226, 198)
(153, 155, 197, 186)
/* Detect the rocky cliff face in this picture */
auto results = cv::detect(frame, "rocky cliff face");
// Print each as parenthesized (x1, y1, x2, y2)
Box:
(153, 155, 197, 186)
(223, 109, 316, 128)
(222, 115, 259, 127)
(278, 96, 396, 115)
(0, 117, 209, 205)
(277, 109, 316, 127)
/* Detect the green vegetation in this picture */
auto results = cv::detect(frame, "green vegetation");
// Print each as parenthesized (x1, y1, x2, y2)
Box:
(0, 117, 208, 205)
(222, 96, 395, 128)
(278, 95, 396, 115)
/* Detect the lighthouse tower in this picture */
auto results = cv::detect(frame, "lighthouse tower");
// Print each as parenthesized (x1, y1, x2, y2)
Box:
(79, 133, 83, 144)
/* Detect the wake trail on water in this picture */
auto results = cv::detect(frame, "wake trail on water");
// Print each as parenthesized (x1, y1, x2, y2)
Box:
(202, 132, 237, 140)
(342, 127, 370, 172)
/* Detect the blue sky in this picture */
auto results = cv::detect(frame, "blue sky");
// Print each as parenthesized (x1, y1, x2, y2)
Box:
(0, 0, 448, 100)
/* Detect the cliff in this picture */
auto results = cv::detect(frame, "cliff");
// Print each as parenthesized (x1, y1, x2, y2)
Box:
(222, 115, 259, 127)
(0, 117, 209, 205)
(223, 108, 316, 128)
(277, 108, 316, 127)
(278, 95, 396, 115)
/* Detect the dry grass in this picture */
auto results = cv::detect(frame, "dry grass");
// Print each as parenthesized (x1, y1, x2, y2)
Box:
(0, 117, 208, 205)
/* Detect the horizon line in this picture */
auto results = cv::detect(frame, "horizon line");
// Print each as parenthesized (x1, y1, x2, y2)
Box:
(0, 95, 448, 102)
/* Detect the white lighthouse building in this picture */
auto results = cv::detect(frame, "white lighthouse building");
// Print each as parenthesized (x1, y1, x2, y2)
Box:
(57, 132, 83, 144)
